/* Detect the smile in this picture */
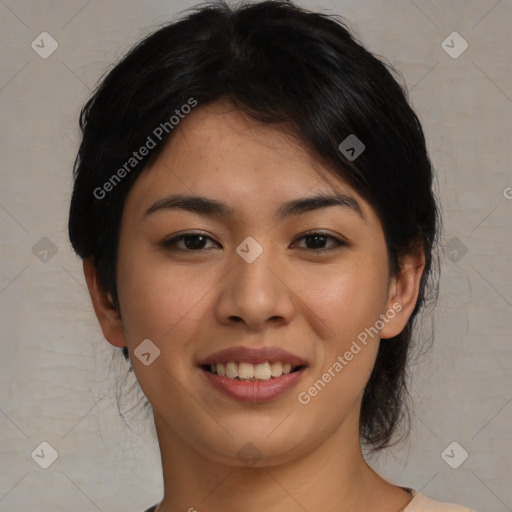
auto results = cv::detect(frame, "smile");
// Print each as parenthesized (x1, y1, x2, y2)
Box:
(197, 346, 309, 402)
(205, 361, 303, 380)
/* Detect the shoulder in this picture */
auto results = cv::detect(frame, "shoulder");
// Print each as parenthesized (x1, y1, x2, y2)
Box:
(404, 491, 475, 512)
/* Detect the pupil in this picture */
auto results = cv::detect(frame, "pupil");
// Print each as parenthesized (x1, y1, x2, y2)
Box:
(307, 234, 326, 249)
(185, 235, 207, 250)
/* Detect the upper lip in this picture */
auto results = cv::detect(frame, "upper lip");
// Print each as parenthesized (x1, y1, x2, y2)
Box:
(197, 346, 308, 367)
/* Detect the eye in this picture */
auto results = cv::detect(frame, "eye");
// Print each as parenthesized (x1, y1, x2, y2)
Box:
(160, 232, 220, 252)
(159, 230, 346, 254)
(291, 231, 346, 253)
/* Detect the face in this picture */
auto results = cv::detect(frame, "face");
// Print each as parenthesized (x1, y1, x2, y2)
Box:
(90, 100, 417, 467)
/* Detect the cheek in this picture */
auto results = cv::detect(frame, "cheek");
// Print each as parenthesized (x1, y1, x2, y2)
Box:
(300, 254, 389, 342)
(116, 252, 213, 346)
(299, 264, 384, 413)
(115, 260, 212, 401)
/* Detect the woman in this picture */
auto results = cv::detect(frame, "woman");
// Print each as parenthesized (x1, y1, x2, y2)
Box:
(68, 1, 475, 510)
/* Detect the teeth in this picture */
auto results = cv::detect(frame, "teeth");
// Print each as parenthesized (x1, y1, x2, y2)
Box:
(208, 361, 299, 380)
(254, 362, 272, 380)
(225, 361, 238, 379)
(238, 362, 255, 379)
(271, 361, 282, 377)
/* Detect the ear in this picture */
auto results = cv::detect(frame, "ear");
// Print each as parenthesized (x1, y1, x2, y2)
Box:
(83, 257, 127, 349)
(380, 242, 426, 340)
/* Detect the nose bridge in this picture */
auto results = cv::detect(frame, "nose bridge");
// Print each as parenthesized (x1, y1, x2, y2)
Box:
(216, 237, 294, 329)
(235, 246, 276, 300)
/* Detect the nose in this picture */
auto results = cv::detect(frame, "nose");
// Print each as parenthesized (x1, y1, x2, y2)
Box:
(214, 244, 296, 332)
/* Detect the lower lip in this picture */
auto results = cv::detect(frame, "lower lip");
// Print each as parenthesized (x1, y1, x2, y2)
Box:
(200, 367, 306, 402)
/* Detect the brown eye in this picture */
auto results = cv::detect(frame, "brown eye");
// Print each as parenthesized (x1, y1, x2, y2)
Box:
(292, 232, 346, 252)
(160, 233, 219, 252)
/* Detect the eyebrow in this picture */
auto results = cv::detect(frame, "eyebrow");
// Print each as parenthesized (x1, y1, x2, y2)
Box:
(143, 192, 366, 222)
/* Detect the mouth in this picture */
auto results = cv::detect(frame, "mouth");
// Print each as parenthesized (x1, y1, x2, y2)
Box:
(197, 346, 309, 402)
(201, 361, 306, 381)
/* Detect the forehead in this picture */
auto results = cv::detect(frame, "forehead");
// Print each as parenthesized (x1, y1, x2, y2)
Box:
(124, 100, 380, 229)
(153, 100, 328, 188)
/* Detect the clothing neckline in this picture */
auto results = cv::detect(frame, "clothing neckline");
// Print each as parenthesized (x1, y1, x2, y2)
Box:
(146, 489, 420, 512)
(401, 489, 423, 511)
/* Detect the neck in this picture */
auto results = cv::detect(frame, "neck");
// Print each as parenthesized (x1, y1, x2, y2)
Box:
(152, 410, 412, 512)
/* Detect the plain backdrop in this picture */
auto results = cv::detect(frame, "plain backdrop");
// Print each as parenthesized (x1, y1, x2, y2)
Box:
(0, 1, 511, 511)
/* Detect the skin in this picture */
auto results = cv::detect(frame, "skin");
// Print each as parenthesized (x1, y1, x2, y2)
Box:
(84, 100, 425, 512)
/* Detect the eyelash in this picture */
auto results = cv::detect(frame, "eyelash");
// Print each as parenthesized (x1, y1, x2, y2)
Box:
(159, 231, 347, 254)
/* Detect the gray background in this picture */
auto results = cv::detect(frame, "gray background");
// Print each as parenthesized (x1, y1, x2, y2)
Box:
(0, 0, 511, 511)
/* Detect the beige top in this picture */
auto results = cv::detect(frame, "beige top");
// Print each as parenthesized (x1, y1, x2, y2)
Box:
(145, 490, 475, 512)
(403, 490, 474, 511)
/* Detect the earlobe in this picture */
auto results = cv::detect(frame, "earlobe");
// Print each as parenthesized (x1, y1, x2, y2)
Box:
(380, 246, 426, 340)
(83, 257, 127, 349)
